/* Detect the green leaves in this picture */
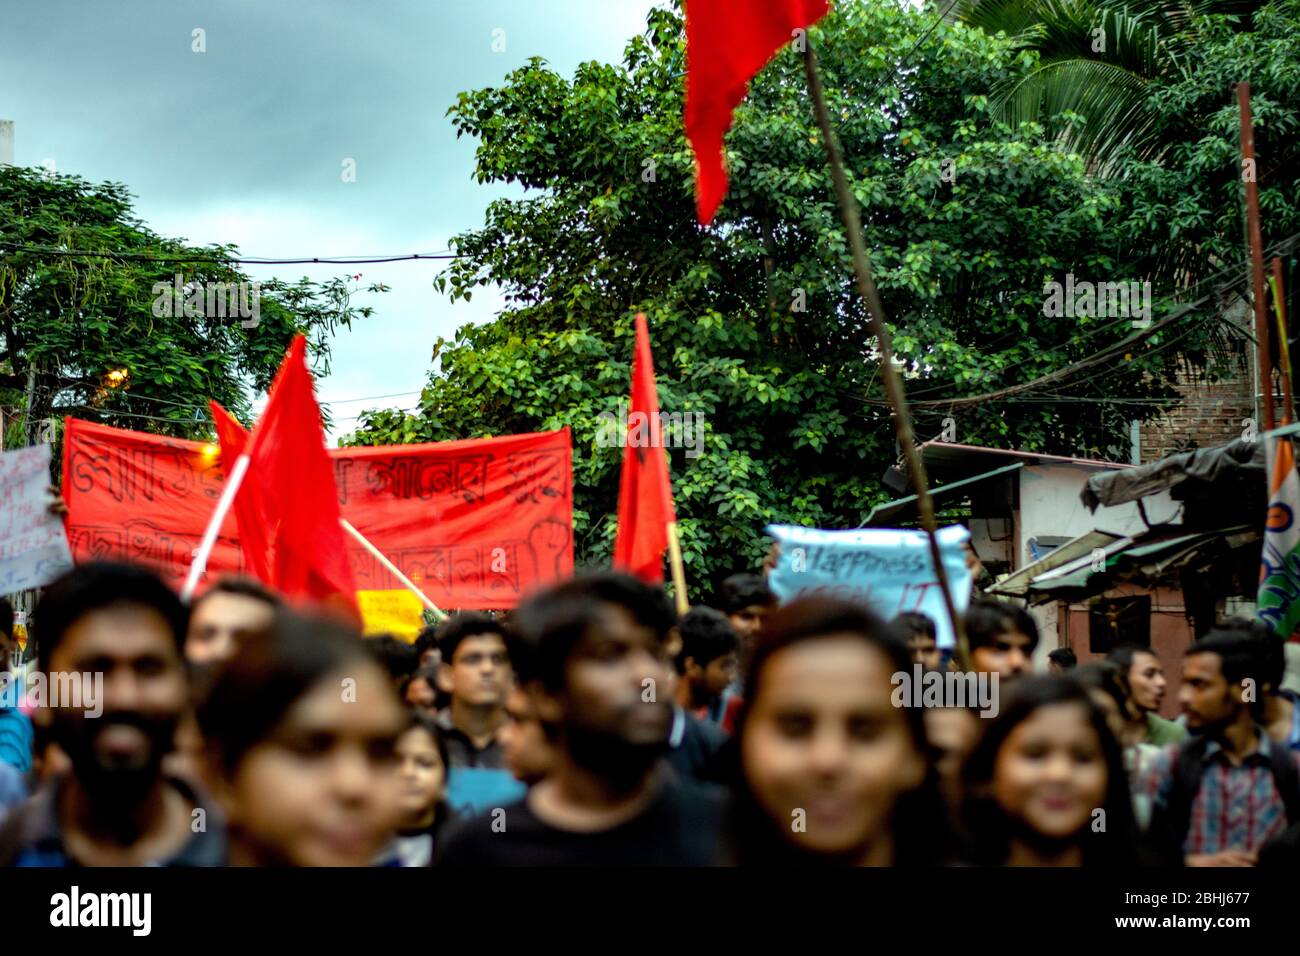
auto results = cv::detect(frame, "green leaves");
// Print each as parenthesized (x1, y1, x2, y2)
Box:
(0, 165, 384, 443)
(343, 0, 1275, 596)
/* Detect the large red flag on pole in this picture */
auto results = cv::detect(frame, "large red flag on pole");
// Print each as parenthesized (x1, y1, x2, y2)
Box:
(239, 335, 358, 614)
(685, 0, 830, 224)
(613, 313, 677, 584)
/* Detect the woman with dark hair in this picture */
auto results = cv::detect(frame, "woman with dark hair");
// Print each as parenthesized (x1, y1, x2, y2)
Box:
(375, 712, 452, 866)
(725, 596, 949, 866)
(960, 675, 1139, 866)
(196, 611, 408, 866)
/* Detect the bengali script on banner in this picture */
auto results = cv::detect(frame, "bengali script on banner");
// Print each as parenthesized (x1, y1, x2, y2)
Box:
(62, 417, 574, 609)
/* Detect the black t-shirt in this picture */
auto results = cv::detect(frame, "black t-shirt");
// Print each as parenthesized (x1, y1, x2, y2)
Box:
(434, 775, 726, 866)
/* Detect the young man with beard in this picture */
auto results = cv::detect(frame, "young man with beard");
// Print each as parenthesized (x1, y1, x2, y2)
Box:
(436, 573, 726, 865)
(0, 563, 225, 866)
(1139, 628, 1300, 866)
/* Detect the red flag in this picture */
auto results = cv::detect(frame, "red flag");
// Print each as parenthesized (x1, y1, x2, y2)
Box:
(685, 0, 830, 224)
(242, 335, 358, 614)
(209, 401, 271, 584)
(613, 313, 677, 583)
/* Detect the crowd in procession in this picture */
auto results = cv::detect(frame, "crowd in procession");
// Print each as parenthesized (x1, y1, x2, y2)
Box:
(1, 551, 1299, 868)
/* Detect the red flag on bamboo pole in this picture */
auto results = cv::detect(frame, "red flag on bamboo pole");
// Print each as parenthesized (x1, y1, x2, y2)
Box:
(685, 0, 830, 224)
(235, 335, 358, 615)
(613, 313, 677, 583)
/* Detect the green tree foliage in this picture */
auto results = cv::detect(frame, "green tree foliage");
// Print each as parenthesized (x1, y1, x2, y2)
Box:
(346, 1, 1215, 593)
(0, 166, 384, 447)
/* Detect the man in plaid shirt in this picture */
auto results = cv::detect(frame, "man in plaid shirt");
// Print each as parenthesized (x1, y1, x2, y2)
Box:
(1138, 628, 1300, 866)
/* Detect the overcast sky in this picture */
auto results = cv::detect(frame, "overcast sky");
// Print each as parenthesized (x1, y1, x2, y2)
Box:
(0, 0, 660, 439)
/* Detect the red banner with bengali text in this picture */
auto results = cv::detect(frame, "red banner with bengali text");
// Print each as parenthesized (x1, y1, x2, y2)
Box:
(61, 417, 573, 609)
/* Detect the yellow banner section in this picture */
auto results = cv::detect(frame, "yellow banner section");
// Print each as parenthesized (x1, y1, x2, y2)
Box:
(357, 589, 424, 643)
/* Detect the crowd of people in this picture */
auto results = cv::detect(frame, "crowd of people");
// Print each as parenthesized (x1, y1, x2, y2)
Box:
(1, 559, 1299, 867)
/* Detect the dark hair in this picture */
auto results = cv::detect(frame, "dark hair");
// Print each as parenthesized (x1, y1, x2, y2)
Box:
(192, 576, 281, 611)
(728, 596, 948, 866)
(1222, 616, 1286, 690)
(675, 607, 739, 675)
(197, 610, 389, 773)
(436, 612, 507, 664)
(1047, 648, 1078, 670)
(1186, 627, 1263, 718)
(35, 562, 188, 671)
(1106, 643, 1156, 679)
(960, 675, 1137, 866)
(414, 625, 440, 661)
(717, 574, 773, 616)
(402, 709, 451, 772)
(364, 634, 418, 682)
(0, 597, 13, 640)
(964, 600, 1039, 654)
(511, 573, 675, 693)
(1072, 660, 1130, 718)
(893, 611, 936, 642)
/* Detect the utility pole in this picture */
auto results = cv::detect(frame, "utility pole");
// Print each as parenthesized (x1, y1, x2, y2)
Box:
(1238, 83, 1275, 431)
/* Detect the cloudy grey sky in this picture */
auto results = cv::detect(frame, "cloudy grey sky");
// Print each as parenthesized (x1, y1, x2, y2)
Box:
(0, 0, 660, 438)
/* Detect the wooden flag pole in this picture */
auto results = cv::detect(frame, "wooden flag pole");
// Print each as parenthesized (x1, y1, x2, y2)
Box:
(182, 453, 251, 601)
(340, 519, 447, 621)
(802, 41, 971, 670)
(666, 521, 690, 616)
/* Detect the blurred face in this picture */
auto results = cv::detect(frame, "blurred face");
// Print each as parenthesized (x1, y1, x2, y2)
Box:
(186, 592, 275, 665)
(395, 726, 445, 825)
(741, 635, 925, 860)
(1086, 689, 1125, 743)
(1127, 651, 1167, 714)
(990, 702, 1107, 843)
(439, 634, 510, 708)
(907, 634, 941, 671)
(923, 707, 979, 812)
(539, 604, 672, 769)
(970, 628, 1034, 680)
(0, 629, 16, 669)
(703, 652, 738, 698)
(47, 603, 188, 799)
(219, 661, 406, 866)
(1180, 652, 1240, 731)
(404, 676, 437, 712)
(729, 604, 770, 644)
(418, 647, 440, 669)
(500, 686, 554, 785)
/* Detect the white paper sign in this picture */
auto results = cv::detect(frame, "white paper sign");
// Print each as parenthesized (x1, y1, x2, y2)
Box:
(0, 445, 74, 594)
(766, 523, 973, 649)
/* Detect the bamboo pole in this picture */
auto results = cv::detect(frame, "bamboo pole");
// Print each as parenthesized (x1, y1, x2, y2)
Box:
(340, 519, 447, 620)
(802, 41, 970, 670)
(665, 521, 689, 616)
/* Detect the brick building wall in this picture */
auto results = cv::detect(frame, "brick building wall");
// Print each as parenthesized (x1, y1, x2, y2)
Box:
(1138, 356, 1254, 464)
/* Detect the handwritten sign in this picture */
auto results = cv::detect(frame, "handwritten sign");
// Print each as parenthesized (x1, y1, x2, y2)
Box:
(765, 524, 972, 649)
(356, 589, 425, 642)
(62, 417, 574, 608)
(0, 445, 75, 595)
